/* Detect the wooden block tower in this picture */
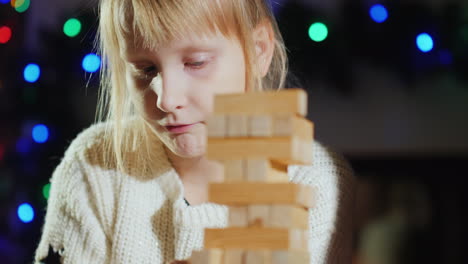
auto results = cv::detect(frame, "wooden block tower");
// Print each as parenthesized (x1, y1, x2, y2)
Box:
(189, 89, 315, 264)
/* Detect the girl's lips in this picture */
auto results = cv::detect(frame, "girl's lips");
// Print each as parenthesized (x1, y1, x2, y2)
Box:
(165, 123, 197, 133)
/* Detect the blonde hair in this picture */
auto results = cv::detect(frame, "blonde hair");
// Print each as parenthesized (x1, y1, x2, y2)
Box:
(95, 0, 290, 174)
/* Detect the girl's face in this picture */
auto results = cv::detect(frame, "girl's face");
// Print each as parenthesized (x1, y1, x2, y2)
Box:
(123, 31, 246, 158)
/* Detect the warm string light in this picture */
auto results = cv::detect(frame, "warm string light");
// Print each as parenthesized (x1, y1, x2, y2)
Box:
(0, 26, 12, 44)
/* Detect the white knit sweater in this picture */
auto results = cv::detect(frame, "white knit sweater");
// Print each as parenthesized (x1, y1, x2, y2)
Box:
(34, 122, 356, 264)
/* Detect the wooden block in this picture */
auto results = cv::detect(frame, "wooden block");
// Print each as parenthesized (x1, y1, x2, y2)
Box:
(204, 227, 308, 251)
(222, 159, 245, 182)
(224, 249, 244, 264)
(214, 89, 308, 117)
(270, 205, 309, 229)
(247, 205, 270, 227)
(245, 159, 289, 182)
(228, 206, 248, 227)
(207, 114, 226, 138)
(228, 205, 308, 229)
(243, 250, 310, 264)
(271, 250, 310, 264)
(226, 114, 248, 137)
(245, 250, 271, 264)
(189, 249, 224, 264)
(207, 137, 312, 165)
(248, 115, 273, 137)
(273, 114, 314, 141)
(208, 182, 315, 208)
(300, 140, 313, 164)
(289, 229, 308, 251)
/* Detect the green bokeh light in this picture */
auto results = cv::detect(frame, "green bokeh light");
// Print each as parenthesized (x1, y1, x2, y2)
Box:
(14, 0, 30, 13)
(63, 18, 82, 38)
(42, 183, 51, 200)
(309, 22, 329, 42)
(460, 25, 468, 43)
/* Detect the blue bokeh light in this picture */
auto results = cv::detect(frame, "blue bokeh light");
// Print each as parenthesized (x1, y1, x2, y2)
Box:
(82, 53, 101, 73)
(16, 137, 32, 154)
(23, 64, 41, 83)
(439, 50, 453, 65)
(416, 33, 434, 53)
(0, 0, 11, 4)
(17, 203, 34, 223)
(370, 4, 388, 23)
(32, 124, 49, 143)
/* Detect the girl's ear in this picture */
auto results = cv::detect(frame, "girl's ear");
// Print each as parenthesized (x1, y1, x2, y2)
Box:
(252, 19, 275, 78)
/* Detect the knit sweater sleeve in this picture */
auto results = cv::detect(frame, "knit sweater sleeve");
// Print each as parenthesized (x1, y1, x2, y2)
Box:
(289, 141, 357, 264)
(33, 153, 109, 263)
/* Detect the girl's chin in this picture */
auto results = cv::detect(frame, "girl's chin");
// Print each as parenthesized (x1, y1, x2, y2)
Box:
(167, 135, 206, 158)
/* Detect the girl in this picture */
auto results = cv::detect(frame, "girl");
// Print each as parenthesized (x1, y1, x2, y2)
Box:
(34, 0, 356, 263)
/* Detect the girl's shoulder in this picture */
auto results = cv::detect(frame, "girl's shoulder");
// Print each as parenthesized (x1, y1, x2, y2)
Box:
(60, 121, 111, 166)
(288, 140, 356, 186)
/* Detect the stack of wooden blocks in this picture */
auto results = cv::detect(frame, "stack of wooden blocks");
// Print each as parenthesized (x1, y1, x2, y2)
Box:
(189, 89, 316, 264)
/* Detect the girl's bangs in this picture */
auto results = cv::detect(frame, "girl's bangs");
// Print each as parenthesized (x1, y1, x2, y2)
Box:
(114, 0, 238, 51)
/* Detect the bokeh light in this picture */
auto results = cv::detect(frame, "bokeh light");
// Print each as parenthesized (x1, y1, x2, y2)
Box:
(82, 53, 101, 73)
(439, 50, 453, 65)
(32, 124, 49, 143)
(16, 137, 31, 154)
(0, 26, 12, 44)
(11, 0, 30, 13)
(42, 183, 51, 200)
(416, 33, 434, 53)
(63, 18, 82, 38)
(370, 4, 388, 23)
(23, 63, 40, 83)
(17, 203, 34, 223)
(308, 22, 329, 42)
(0, 0, 10, 4)
(460, 25, 468, 43)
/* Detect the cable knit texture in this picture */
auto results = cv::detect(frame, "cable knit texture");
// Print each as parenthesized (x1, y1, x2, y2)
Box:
(34, 122, 356, 264)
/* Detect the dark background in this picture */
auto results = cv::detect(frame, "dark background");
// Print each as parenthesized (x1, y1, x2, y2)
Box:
(1, 0, 467, 263)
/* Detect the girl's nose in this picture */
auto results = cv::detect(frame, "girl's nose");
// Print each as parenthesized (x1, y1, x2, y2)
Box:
(150, 73, 186, 113)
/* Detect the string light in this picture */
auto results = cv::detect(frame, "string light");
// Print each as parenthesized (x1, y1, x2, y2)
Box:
(0, 26, 12, 44)
(309, 22, 329, 42)
(82, 53, 101, 73)
(42, 183, 51, 200)
(32, 124, 49, 143)
(11, 0, 30, 13)
(416, 33, 434, 53)
(370, 4, 388, 23)
(17, 203, 35, 223)
(63, 18, 82, 38)
(23, 64, 41, 83)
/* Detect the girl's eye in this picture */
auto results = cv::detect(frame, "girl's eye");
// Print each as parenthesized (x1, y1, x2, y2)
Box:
(186, 61, 206, 69)
(143, 66, 156, 74)
(133, 66, 157, 80)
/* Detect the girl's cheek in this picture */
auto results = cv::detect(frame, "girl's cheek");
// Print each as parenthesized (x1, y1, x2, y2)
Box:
(143, 90, 162, 119)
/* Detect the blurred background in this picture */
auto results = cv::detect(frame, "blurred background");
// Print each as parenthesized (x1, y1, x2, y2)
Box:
(1, 0, 467, 263)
